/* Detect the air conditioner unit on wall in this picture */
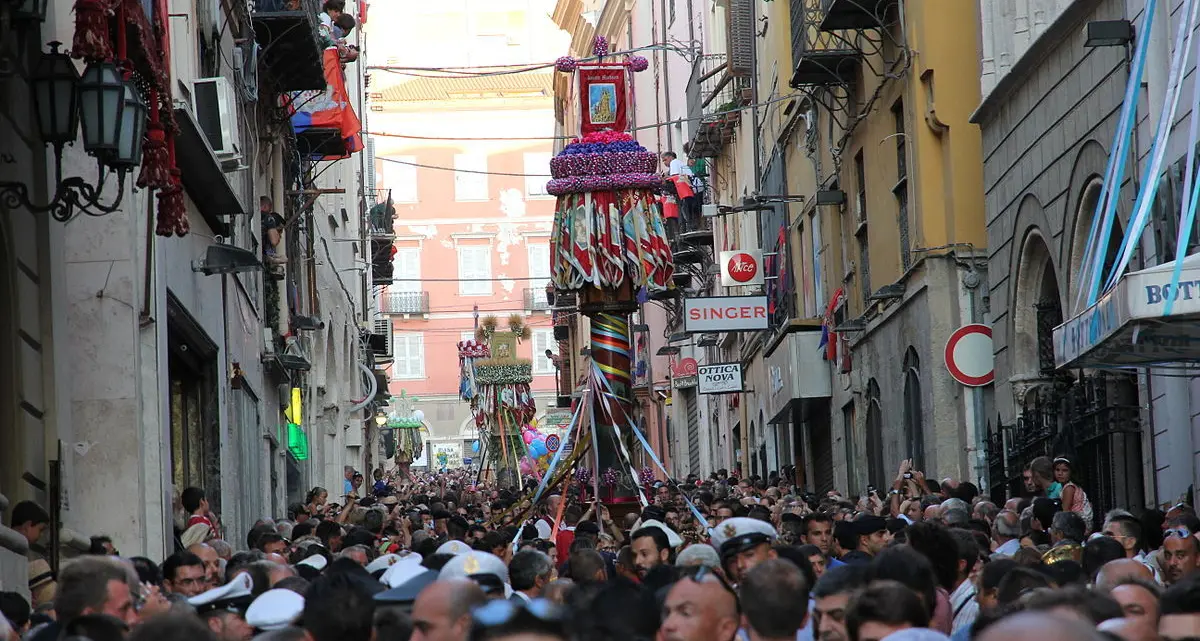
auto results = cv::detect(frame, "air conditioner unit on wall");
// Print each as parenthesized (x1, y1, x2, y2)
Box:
(192, 76, 243, 160)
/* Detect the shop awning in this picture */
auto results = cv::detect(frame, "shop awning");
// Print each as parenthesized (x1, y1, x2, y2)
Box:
(1054, 253, 1200, 368)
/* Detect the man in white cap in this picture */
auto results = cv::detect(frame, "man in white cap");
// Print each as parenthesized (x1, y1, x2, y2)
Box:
(437, 540, 472, 556)
(711, 517, 779, 584)
(439, 551, 511, 600)
(188, 573, 255, 641)
(246, 588, 305, 632)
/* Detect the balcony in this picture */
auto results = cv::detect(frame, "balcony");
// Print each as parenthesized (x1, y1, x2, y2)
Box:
(382, 291, 431, 316)
(819, 0, 896, 31)
(252, 0, 326, 91)
(686, 54, 747, 159)
(371, 239, 393, 286)
(524, 286, 553, 312)
(368, 189, 395, 239)
(789, 0, 862, 87)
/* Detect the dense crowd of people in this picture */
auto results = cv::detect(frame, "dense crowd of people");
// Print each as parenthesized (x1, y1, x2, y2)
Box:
(1, 454, 1197, 641)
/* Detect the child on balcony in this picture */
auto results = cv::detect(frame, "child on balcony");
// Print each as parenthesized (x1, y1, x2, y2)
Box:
(318, 0, 345, 48)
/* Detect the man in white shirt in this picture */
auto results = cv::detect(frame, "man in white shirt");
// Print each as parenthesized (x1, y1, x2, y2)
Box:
(662, 151, 699, 231)
(947, 529, 980, 635)
(992, 510, 1022, 557)
(508, 549, 553, 603)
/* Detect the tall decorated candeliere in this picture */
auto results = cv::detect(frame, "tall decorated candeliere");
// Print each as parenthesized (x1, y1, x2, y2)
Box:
(549, 37, 673, 503)
(459, 315, 538, 489)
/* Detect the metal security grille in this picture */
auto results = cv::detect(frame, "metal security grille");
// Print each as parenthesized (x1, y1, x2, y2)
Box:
(985, 374, 1143, 529)
(685, 389, 702, 475)
(1035, 297, 1062, 375)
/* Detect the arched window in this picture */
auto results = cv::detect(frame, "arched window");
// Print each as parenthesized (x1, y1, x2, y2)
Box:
(865, 379, 884, 489)
(902, 348, 924, 469)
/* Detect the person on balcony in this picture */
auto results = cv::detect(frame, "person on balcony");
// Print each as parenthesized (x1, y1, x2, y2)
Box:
(662, 151, 698, 231)
(260, 197, 287, 272)
(318, 0, 345, 48)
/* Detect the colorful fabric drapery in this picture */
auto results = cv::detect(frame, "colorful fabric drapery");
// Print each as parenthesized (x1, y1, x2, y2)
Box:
(288, 48, 364, 160)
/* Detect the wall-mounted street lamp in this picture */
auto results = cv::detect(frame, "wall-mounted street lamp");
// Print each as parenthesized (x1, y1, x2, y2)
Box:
(0, 42, 149, 222)
(1084, 20, 1134, 48)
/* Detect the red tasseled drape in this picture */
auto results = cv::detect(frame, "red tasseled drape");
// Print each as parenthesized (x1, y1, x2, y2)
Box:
(137, 90, 171, 189)
(71, 0, 114, 61)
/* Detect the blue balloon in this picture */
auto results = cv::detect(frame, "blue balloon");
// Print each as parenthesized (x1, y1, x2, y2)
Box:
(471, 440, 480, 453)
(530, 441, 547, 457)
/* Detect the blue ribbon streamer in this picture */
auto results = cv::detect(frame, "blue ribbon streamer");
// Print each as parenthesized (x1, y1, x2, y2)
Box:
(1082, 0, 1157, 307)
(1163, 21, 1200, 316)
(1102, 0, 1198, 295)
(590, 363, 713, 538)
(509, 390, 587, 549)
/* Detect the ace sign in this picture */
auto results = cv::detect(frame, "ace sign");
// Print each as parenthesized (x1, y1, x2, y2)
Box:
(698, 362, 743, 394)
(720, 250, 764, 287)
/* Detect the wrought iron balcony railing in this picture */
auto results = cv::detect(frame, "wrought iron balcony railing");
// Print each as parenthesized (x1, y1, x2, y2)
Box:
(368, 188, 395, 238)
(382, 291, 431, 315)
(251, 0, 325, 91)
(524, 286, 552, 312)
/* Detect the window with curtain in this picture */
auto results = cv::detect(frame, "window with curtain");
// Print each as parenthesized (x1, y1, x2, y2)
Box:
(458, 245, 493, 295)
(392, 247, 421, 292)
(392, 333, 425, 379)
(390, 156, 418, 203)
(454, 154, 489, 201)
(524, 152, 551, 197)
(532, 329, 557, 374)
(902, 348, 924, 469)
(527, 244, 550, 290)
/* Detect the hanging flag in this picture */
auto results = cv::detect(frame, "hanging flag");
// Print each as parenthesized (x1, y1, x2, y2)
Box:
(288, 48, 364, 159)
(578, 65, 629, 135)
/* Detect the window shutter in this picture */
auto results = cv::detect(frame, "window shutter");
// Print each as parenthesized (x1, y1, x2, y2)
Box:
(728, 0, 755, 77)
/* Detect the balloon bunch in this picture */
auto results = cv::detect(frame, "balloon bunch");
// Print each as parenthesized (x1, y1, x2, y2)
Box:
(519, 423, 555, 476)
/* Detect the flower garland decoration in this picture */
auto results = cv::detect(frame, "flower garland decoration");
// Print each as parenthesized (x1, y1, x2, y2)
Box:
(546, 173, 663, 196)
(550, 152, 658, 178)
(473, 363, 534, 385)
(626, 55, 649, 72)
(601, 467, 620, 488)
(555, 56, 577, 73)
(639, 466, 656, 487)
(593, 35, 609, 57)
(457, 340, 490, 359)
(475, 315, 499, 344)
(507, 314, 532, 341)
(576, 467, 593, 486)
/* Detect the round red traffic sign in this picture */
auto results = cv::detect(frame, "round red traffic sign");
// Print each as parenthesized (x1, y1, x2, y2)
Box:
(944, 324, 995, 387)
(545, 434, 560, 453)
(726, 253, 759, 283)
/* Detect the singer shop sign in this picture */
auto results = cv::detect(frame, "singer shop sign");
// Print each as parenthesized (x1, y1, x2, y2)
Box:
(684, 296, 770, 332)
(698, 363, 743, 394)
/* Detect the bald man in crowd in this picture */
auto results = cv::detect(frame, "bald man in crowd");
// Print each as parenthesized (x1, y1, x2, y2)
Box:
(660, 569, 740, 641)
(1096, 559, 1156, 590)
(980, 612, 1107, 641)
(409, 579, 488, 641)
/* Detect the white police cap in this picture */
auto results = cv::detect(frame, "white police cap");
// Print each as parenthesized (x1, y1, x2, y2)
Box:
(188, 573, 254, 614)
(710, 517, 778, 558)
(439, 551, 511, 597)
(436, 540, 472, 556)
(245, 588, 305, 631)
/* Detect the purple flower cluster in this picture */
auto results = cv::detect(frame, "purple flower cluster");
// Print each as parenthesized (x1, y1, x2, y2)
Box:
(593, 36, 609, 58)
(601, 467, 620, 488)
(576, 467, 593, 485)
(639, 466, 655, 487)
(555, 56, 577, 73)
(546, 173, 662, 195)
(550, 151, 657, 178)
(559, 139, 646, 155)
(626, 56, 649, 72)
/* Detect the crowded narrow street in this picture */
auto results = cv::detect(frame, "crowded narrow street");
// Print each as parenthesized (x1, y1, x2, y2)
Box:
(3, 1, 1200, 641)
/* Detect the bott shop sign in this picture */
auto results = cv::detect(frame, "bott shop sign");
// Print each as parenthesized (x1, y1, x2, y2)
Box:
(671, 357, 698, 389)
(719, 250, 764, 287)
(683, 296, 769, 333)
(698, 362, 743, 394)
